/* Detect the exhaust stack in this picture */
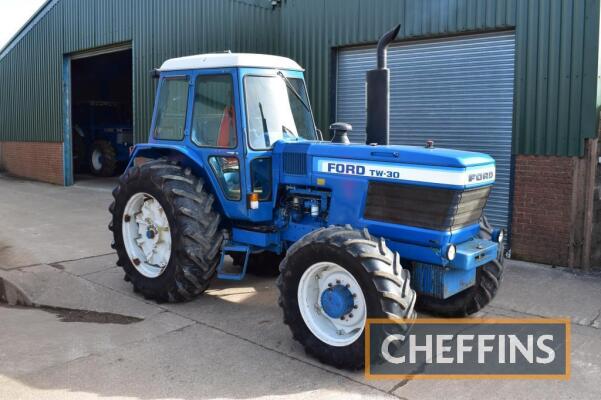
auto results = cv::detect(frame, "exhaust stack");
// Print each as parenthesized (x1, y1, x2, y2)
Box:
(365, 24, 400, 146)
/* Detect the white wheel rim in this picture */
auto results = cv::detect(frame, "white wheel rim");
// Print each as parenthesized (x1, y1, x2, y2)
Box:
(297, 262, 367, 347)
(122, 192, 172, 278)
(91, 149, 103, 171)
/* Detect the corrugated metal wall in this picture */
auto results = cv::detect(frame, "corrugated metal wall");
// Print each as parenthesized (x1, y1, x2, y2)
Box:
(0, 0, 599, 156)
(336, 32, 516, 231)
(0, 1, 62, 142)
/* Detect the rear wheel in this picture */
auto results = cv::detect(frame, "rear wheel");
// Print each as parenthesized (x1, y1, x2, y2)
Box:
(416, 216, 504, 317)
(90, 140, 117, 177)
(109, 160, 224, 302)
(277, 226, 416, 370)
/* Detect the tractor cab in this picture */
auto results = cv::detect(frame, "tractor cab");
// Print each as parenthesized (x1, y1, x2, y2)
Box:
(142, 53, 318, 222)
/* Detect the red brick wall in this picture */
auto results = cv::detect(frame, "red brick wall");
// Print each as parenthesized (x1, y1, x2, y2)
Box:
(0, 141, 64, 185)
(511, 155, 575, 266)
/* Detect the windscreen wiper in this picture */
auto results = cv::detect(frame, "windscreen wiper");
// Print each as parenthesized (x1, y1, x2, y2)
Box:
(276, 71, 312, 114)
(258, 102, 270, 147)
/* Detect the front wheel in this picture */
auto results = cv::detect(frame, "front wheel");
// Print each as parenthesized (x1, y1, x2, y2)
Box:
(277, 226, 416, 370)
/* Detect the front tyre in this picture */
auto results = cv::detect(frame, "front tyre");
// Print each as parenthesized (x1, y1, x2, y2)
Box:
(277, 226, 416, 370)
(109, 160, 224, 302)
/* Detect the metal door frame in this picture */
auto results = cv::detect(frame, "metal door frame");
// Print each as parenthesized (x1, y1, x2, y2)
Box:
(62, 42, 133, 186)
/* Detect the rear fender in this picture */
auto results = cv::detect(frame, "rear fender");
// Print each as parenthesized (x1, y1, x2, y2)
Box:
(127, 143, 202, 169)
(125, 144, 226, 216)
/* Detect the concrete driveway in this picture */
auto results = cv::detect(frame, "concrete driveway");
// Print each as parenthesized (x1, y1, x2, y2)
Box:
(0, 174, 116, 269)
(1, 173, 600, 400)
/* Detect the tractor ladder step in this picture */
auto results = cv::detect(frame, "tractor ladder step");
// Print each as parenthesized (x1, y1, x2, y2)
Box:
(217, 244, 250, 281)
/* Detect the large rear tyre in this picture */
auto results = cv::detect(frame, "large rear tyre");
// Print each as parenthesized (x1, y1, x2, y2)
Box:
(416, 216, 504, 317)
(90, 140, 117, 177)
(277, 226, 416, 370)
(109, 160, 224, 302)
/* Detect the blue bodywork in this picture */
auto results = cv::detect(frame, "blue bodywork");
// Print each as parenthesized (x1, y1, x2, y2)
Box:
(128, 66, 500, 299)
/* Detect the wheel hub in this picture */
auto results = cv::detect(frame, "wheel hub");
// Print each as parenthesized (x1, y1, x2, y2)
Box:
(320, 284, 354, 319)
(146, 226, 157, 239)
(297, 262, 367, 347)
(121, 192, 172, 278)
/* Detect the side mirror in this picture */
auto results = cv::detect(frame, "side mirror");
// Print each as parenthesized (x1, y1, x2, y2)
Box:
(329, 122, 352, 144)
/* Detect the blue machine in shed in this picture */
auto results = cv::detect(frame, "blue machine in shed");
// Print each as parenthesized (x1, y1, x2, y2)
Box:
(73, 101, 133, 176)
(110, 26, 505, 370)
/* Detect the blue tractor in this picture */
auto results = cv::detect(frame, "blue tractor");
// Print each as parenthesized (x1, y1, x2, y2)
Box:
(109, 26, 505, 369)
(73, 101, 133, 176)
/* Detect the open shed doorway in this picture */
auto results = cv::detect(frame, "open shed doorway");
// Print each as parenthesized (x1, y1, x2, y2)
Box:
(70, 47, 133, 185)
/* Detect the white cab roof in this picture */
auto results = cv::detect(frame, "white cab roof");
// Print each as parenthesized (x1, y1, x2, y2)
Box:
(159, 53, 304, 72)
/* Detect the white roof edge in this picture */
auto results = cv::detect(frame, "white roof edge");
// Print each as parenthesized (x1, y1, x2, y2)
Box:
(159, 53, 304, 72)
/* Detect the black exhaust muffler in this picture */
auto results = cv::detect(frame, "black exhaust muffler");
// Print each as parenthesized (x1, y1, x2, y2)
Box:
(365, 24, 400, 146)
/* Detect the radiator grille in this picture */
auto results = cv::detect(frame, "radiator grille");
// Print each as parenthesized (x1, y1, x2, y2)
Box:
(282, 152, 307, 175)
(364, 182, 490, 231)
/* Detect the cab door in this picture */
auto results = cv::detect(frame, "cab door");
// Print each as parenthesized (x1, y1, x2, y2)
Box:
(187, 69, 249, 220)
(239, 70, 279, 223)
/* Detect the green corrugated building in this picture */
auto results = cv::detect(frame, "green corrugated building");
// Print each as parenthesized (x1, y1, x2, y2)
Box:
(0, 0, 599, 267)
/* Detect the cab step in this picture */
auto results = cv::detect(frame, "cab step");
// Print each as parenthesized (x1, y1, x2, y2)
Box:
(217, 244, 250, 281)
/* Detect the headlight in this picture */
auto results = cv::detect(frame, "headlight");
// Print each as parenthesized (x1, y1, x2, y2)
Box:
(446, 244, 456, 261)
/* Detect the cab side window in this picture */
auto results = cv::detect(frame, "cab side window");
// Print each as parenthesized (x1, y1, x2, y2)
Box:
(154, 77, 189, 140)
(209, 156, 241, 201)
(192, 74, 236, 148)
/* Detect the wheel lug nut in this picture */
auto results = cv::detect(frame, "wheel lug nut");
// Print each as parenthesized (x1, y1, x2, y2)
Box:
(336, 280, 341, 284)
(340, 316, 345, 321)
(349, 313, 353, 318)
(124, 214, 131, 222)
(328, 283, 332, 287)
(353, 305, 358, 309)
(345, 284, 350, 288)
(352, 293, 356, 298)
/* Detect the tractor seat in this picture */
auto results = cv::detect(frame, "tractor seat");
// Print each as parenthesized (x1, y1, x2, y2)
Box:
(217, 105, 235, 148)
(192, 107, 235, 148)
